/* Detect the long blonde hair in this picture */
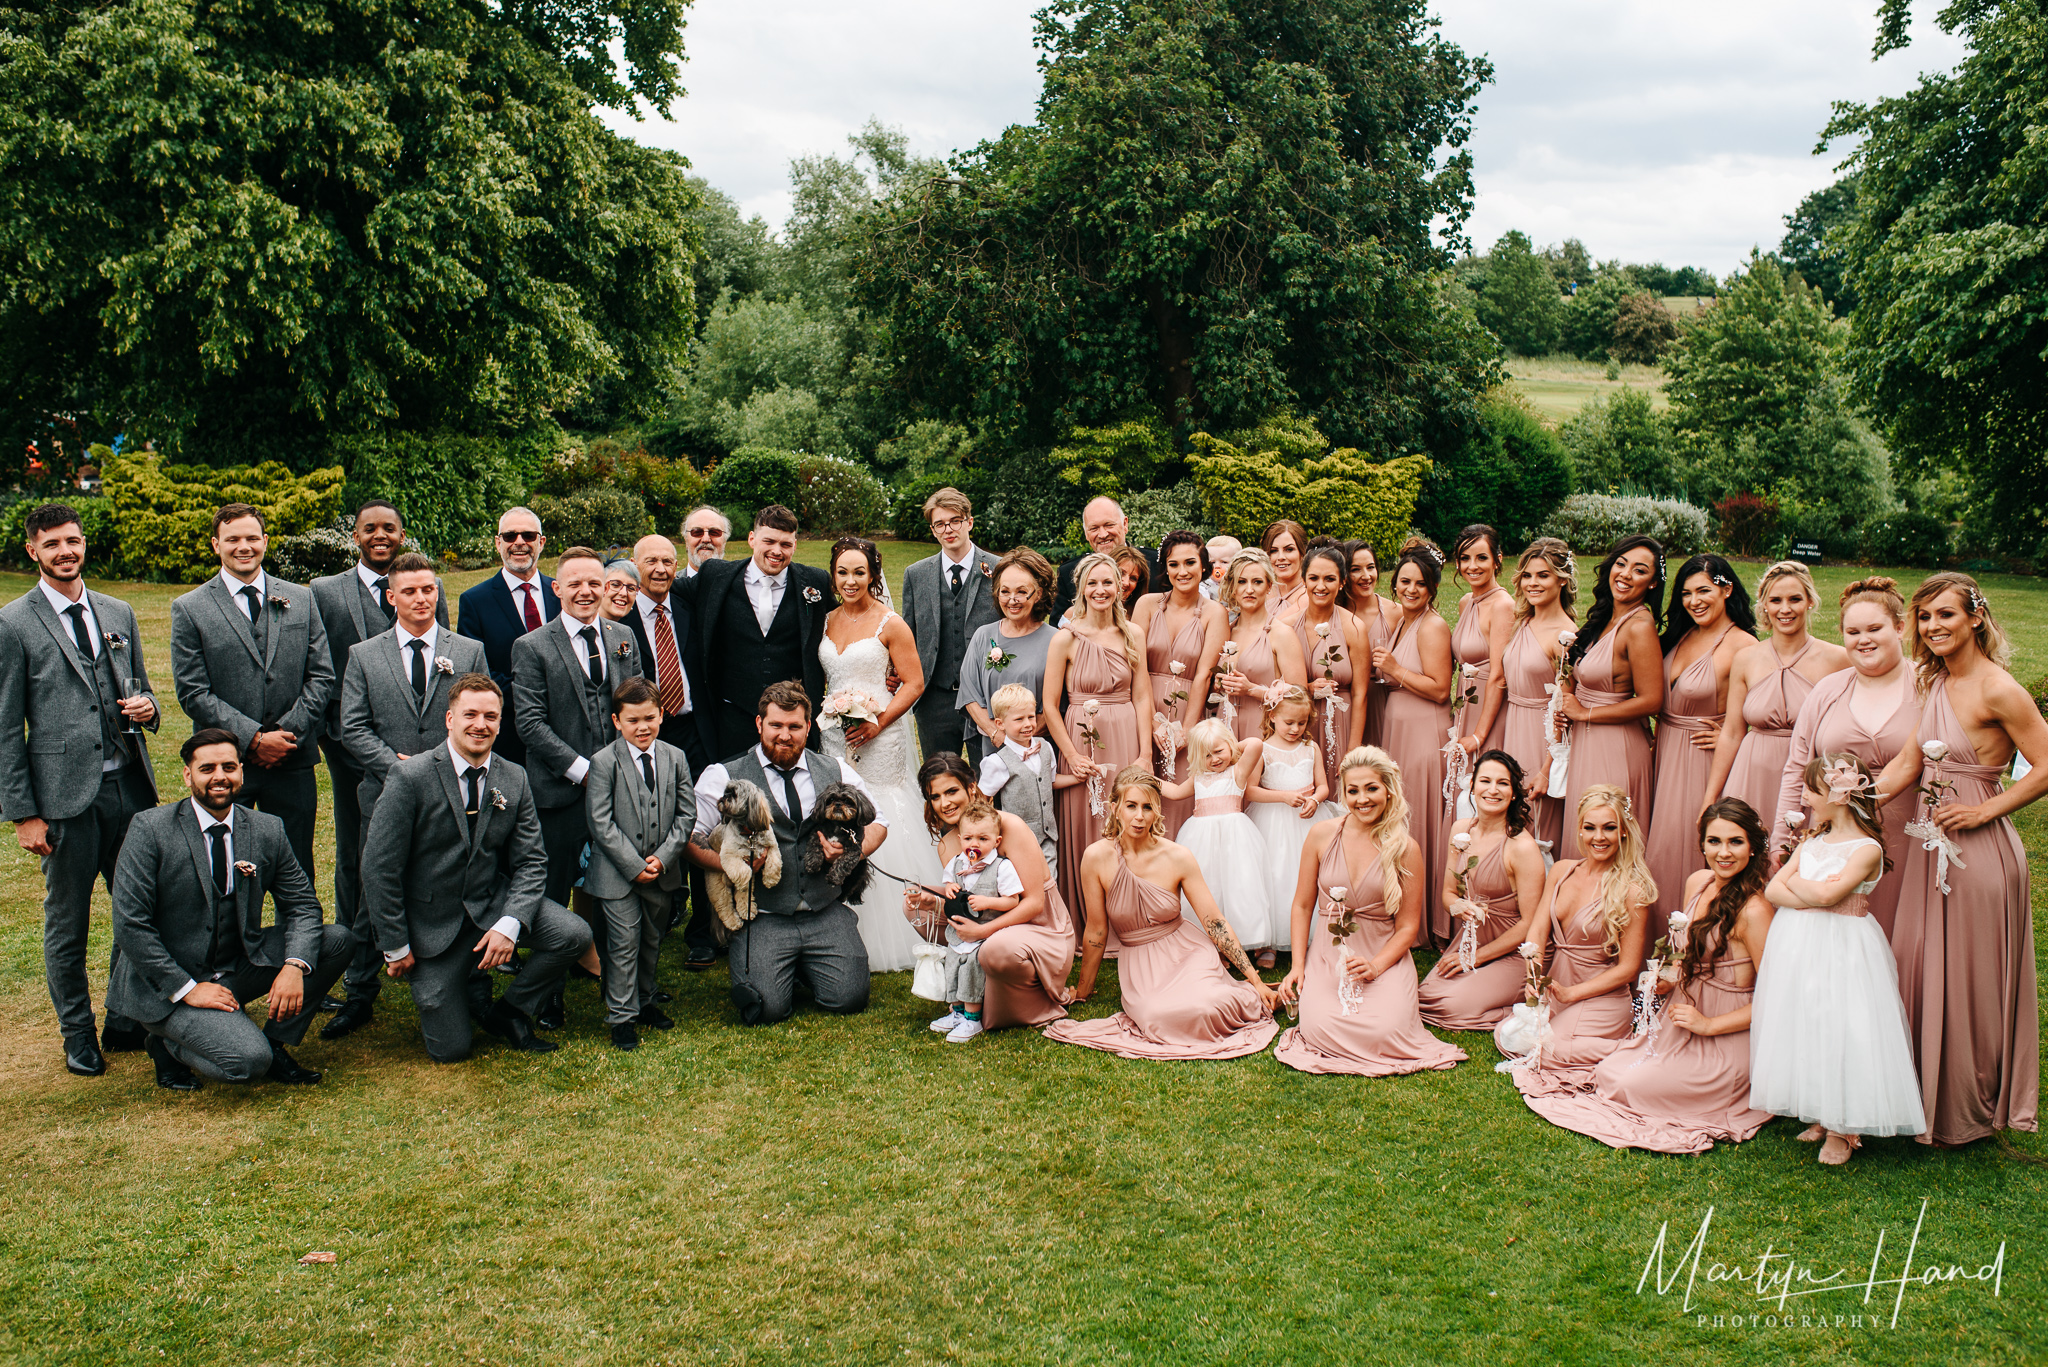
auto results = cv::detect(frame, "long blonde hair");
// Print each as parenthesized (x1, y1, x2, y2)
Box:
(1512, 537, 1578, 622)
(1101, 765, 1166, 845)
(1571, 784, 1655, 957)
(1338, 746, 1410, 919)
(1067, 551, 1144, 671)
(1908, 571, 2012, 686)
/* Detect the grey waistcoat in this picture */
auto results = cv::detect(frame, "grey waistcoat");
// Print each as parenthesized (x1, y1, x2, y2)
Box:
(994, 747, 1058, 878)
(727, 748, 849, 916)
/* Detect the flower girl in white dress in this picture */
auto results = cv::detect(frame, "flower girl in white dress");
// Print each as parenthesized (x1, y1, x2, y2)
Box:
(1247, 687, 1333, 965)
(1748, 752, 1926, 1165)
(1162, 719, 1274, 954)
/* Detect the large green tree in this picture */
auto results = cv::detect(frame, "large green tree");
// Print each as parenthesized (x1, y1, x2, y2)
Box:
(1824, 0, 2048, 554)
(0, 0, 698, 470)
(852, 0, 1500, 454)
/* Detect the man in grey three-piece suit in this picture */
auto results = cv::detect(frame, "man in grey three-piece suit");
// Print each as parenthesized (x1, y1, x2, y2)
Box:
(510, 546, 642, 906)
(323, 551, 485, 1038)
(170, 502, 332, 882)
(0, 503, 162, 1075)
(107, 729, 353, 1090)
(897, 486, 1000, 764)
(360, 673, 593, 1061)
(311, 499, 446, 986)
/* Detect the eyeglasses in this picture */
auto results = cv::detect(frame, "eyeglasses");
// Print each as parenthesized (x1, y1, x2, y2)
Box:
(498, 530, 540, 543)
(929, 516, 969, 534)
(683, 527, 721, 538)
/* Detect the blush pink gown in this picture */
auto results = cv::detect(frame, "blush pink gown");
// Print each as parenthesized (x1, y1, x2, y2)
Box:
(1224, 621, 1279, 745)
(1417, 834, 1526, 1030)
(1722, 639, 1823, 834)
(1451, 587, 1510, 755)
(1501, 622, 1565, 850)
(1378, 616, 1452, 944)
(1054, 632, 1140, 937)
(980, 879, 1078, 1030)
(1890, 679, 2040, 1145)
(1293, 612, 1356, 798)
(1643, 626, 1743, 946)
(1512, 875, 1635, 1095)
(1146, 608, 1207, 836)
(1560, 605, 1655, 860)
(1043, 849, 1279, 1060)
(1360, 605, 1392, 751)
(1772, 670, 1918, 936)
(1273, 828, 1466, 1076)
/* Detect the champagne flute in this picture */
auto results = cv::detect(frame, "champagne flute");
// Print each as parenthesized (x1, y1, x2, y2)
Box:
(119, 676, 146, 734)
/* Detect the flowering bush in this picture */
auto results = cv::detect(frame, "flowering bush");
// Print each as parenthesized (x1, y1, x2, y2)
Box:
(1535, 493, 1710, 557)
(1713, 493, 1779, 556)
(795, 455, 890, 534)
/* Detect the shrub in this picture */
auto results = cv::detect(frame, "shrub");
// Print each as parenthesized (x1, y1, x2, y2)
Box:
(1557, 389, 1682, 497)
(1045, 416, 1175, 501)
(336, 429, 537, 557)
(704, 447, 800, 518)
(1861, 509, 1952, 568)
(975, 451, 1086, 550)
(265, 513, 427, 582)
(795, 455, 890, 534)
(1187, 419, 1431, 550)
(874, 421, 976, 489)
(1123, 481, 1214, 548)
(616, 449, 707, 534)
(526, 488, 652, 556)
(1765, 498, 1850, 563)
(1609, 291, 1679, 365)
(0, 490, 119, 570)
(1714, 493, 1779, 556)
(1536, 494, 1710, 557)
(890, 470, 985, 542)
(104, 448, 345, 582)
(1417, 392, 1573, 548)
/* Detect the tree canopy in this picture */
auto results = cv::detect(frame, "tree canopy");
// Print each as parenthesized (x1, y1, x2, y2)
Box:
(851, 0, 1500, 455)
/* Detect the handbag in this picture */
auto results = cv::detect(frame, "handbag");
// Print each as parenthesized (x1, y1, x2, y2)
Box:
(910, 941, 952, 1002)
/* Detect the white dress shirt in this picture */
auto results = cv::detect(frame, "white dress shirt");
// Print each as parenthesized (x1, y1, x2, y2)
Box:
(395, 622, 439, 699)
(942, 850, 1024, 899)
(356, 560, 389, 595)
(172, 801, 310, 1001)
(219, 568, 269, 619)
(1199, 579, 1221, 601)
(743, 560, 788, 635)
(976, 737, 1044, 797)
(560, 614, 606, 785)
(41, 578, 128, 773)
(691, 746, 888, 843)
(940, 545, 979, 590)
(634, 591, 692, 715)
(382, 742, 523, 961)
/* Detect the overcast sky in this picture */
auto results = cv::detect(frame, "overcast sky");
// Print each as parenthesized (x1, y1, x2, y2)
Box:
(603, 0, 1969, 274)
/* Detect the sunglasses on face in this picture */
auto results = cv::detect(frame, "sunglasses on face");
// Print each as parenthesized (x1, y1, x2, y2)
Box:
(498, 530, 540, 543)
(684, 527, 720, 538)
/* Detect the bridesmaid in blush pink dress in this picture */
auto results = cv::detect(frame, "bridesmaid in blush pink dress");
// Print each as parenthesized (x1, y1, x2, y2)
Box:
(1644, 555, 1755, 946)
(1042, 554, 1152, 940)
(1372, 541, 1456, 944)
(1274, 746, 1466, 1076)
(1773, 577, 1918, 936)
(1449, 525, 1516, 762)
(1292, 547, 1368, 799)
(1133, 532, 1228, 837)
(1498, 539, 1579, 852)
(1046, 767, 1280, 1060)
(1214, 549, 1306, 746)
(1418, 753, 1549, 1031)
(1522, 800, 1776, 1153)
(1702, 562, 1849, 836)
(1556, 537, 1665, 860)
(1877, 574, 2046, 1147)
(1509, 785, 1653, 1096)
(1342, 541, 1396, 751)
(1261, 520, 1309, 623)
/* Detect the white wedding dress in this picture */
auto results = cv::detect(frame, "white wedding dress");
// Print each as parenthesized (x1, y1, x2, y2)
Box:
(819, 609, 947, 972)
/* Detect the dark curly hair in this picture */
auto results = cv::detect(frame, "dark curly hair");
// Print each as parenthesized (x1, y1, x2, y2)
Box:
(827, 536, 885, 600)
(1392, 537, 1444, 604)
(1568, 534, 1665, 670)
(1660, 554, 1757, 654)
(1156, 530, 1211, 585)
(992, 546, 1056, 621)
(1680, 799, 1769, 994)
(1472, 749, 1531, 836)
(917, 752, 984, 840)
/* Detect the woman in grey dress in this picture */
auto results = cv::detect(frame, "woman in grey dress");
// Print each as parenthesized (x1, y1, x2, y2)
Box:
(958, 548, 1059, 749)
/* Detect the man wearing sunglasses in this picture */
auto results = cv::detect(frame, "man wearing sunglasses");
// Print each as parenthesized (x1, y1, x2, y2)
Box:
(679, 506, 729, 577)
(454, 508, 560, 766)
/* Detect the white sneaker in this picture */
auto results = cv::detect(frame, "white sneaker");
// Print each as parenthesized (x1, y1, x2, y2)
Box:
(945, 1017, 985, 1044)
(929, 1010, 964, 1033)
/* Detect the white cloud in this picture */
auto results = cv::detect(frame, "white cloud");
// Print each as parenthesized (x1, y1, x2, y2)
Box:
(604, 0, 1970, 267)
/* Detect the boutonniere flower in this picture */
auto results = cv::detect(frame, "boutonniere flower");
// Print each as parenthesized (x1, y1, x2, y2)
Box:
(268, 595, 291, 612)
(489, 788, 508, 811)
(979, 562, 993, 579)
(234, 860, 256, 878)
(614, 639, 633, 659)
(102, 630, 128, 651)
(802, 586, 823, 604)
(434, 656, 454, 675)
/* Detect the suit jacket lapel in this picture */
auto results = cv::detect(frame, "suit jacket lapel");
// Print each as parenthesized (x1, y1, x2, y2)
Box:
(27, 592, 98, 690)
(344, 571, 369, 646)
(206, 579, 263, 665)
(432, 748, 471, 846)
(175, 802, 215, 905)
(259, 590, 284, 675)
(546, 622, 599, 734)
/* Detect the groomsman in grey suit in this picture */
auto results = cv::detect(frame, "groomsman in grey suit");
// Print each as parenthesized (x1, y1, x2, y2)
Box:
(323, 552, 486, 1038)
(897, 487, 1000, 763)
(107, 730, 353, 1090)
(170, 503, 333, 881)
(311, 498, 445, 996)
(0, 503, 161, 1074)
(510, 545, 642, 906)
(360, 674, 593, 1061)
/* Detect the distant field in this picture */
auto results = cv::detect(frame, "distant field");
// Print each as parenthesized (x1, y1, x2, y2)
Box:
(1505, 353, 1669, 423)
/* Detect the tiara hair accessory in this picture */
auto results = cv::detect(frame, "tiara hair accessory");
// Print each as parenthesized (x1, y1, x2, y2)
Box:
(1821, 758, 1875, 814)
(1967, 587, 1986, 615)
(1424, 544, 1445, 566)
(1711, 573, 1731, 588)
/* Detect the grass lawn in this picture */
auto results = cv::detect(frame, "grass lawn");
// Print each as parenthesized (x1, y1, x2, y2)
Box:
(0, 545, 2042, 1365)
(1506, 354, 1669, 424)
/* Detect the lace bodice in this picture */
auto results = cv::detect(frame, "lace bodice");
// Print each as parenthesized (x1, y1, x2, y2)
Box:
(1260, 741, 1319, 791)
(1797, 834, 1881, 897)
(820, 609, 917, 790)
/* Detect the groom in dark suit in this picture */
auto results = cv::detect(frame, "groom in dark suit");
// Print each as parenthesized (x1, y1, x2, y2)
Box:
(677, 504, 830, 759)
(454, 506, 559, 766)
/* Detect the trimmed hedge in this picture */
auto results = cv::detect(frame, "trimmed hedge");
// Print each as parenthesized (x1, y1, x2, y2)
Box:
(1187, 425, 1430, 551)
(704, 447, 800, 518)
(1535, 493, 1710, 557)
(527, 488, 652, 556)
(103, 448, 345, 582)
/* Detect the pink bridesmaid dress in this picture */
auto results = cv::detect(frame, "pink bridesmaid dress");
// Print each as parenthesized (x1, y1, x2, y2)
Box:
(1360, 606, 1392, 751)
(1054, 633, 1141, 934)
(1378, 617, 1452, 944)
(1560, 605, 1655, 859)
(1772, 671, 1918, 936)
(1451, 587, 1509, 755)
(1501, 623, 1565, 850)
(1722, 640, 1823, 834)
(1521, 888, 1771, 1153)
(1417, 834, 1526, 1030)
(1512, 878, 1635, 1095)
(1146, 608, 1207, 836)
(1643, 625, 1743, 944)
(1273, 829, 1466, 1076)
(1043, 850, 1279, 1060)
(1293, 613, 1355, 798)
(980, 882, 1078, 1030)
(1225, 621, 1279, 745)
(1890, 678, 2040, 1146)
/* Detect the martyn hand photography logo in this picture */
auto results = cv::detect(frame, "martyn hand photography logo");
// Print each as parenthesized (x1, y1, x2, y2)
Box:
(1636, 1202, 2007, 1331)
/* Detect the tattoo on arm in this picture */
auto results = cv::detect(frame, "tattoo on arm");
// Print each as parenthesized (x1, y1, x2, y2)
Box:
(1201, 911, 1258, 979)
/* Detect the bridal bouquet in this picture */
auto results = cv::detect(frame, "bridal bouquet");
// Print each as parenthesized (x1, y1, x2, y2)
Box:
(1543, 630, 1577, 795)
(1902, 738, 1967, 894)
(820, 689, 883, 759)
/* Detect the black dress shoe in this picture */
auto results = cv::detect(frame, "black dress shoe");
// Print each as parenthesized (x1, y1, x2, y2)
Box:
(534, 993, 565, 1031)
(319, 998, 374, 1041)
(65, 1040, 108, 1077)
(318, 994, 347, 1012)
(636, 1008, 674, 1030)
(264, 1045, 322, 1085)
(684, 947, 716, 971)
(610, 1023, 640, 1051)
(653, 988, 674, 1004)
(482, 1002, 559, 1054)
(145, 1036, 201, 1091)
(101, 1021, 147, 1053)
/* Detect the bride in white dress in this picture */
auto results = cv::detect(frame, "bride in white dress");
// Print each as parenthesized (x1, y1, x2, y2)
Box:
(818, 539, 947, 972)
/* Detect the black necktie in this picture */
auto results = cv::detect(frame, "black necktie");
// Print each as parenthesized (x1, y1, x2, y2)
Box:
(373, 576, 393, 624)
(64, 603, 95, 660)
(408, 639, 427, 697)
(241, 585, 262, 624)
(464, 766, 483, 835)
(208, 821, 230, 897)
(580, 626, 601, 682)
(775, 763, 803, 821)
(949, 563, 964, 595)
(641, 752, 656, 792)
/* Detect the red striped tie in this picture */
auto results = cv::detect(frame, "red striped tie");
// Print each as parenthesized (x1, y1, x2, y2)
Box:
(653, 604, 687, 716)
(518, 583, 541, 632)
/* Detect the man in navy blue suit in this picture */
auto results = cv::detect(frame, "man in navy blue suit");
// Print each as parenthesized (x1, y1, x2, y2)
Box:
(455, 507, 559, 766)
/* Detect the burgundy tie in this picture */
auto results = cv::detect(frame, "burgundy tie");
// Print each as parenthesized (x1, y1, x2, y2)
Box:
(518, 583, 542, 632)
(653, 605, 687, 716)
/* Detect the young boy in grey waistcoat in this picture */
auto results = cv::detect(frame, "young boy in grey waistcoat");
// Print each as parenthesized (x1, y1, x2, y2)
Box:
(974, 684, 1075, 879)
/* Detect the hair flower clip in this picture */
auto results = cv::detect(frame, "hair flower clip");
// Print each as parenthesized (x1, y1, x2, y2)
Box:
(1822, 757, 1875, 812)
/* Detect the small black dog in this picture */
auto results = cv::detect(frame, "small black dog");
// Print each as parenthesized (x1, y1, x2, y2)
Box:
(799, 781, 876, 903)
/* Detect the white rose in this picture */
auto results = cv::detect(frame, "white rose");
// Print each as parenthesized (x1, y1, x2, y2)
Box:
(1784, 811, 1807, 830)
(1084, 699, 1100, 717)
(1169, 660, 1185, 676)
(1518, 940, 1541, 960)
(1450, 831, 1472, 851)
(1327, 886, 1348, 903)
(1922, 740, 1950, 763)
(1558, 630, 1577, 648)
